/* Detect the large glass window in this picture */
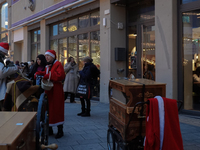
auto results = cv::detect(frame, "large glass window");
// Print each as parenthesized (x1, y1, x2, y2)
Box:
(49, 11, 100, 98)
(91, 31, 100, 69)
(58, 38, 67, 65)
(142, 25, 155, 80)
(128, 26, 137, 78)
(31, 29, 40, 61)
(79, 15, 89, 29)
(68, 18, 78, 32)
(90, 11, 100, 26)
(78, 33, 89, 69)
(69, 36, 77, 61)
(0, 3, 8, 43)
(1, 3, 8, 31)
(182, 10, 200, 110)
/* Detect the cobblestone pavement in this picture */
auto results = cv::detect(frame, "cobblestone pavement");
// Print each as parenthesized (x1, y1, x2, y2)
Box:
(179, 114, 200, 150)
(48, 100, 200, 150)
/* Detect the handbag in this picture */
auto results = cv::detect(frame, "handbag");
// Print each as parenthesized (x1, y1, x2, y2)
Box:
(76, 81, 90, 99)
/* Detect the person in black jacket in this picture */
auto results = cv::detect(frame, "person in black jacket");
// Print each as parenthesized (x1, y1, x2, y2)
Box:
(77, 56, 100, 117)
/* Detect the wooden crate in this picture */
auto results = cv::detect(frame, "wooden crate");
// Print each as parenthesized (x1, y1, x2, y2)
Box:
(0, 112, 36, 150)
(109, 78, 166, 141)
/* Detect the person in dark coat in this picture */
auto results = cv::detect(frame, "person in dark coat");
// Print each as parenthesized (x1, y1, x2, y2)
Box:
(77, 56, 99, 117)
(29, 54, 47, 85)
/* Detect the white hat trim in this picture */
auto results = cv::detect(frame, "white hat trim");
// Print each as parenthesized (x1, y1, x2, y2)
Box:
(0, 46, 8, 54)
(45, 51, 55, 58)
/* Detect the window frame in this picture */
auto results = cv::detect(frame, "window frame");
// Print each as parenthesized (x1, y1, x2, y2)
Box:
(49, 10, 100, 68)
(30, 28, 41, 61)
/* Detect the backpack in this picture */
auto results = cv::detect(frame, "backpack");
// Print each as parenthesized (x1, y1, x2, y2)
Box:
(90, 64, 100, 85)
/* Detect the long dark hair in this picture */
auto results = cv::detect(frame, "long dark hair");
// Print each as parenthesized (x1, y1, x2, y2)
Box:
(29, 54, 47, 79)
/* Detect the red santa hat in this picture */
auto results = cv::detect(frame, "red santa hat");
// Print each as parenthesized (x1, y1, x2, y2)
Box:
(45, 50, 56, 59)
(0, 42, 9, 55)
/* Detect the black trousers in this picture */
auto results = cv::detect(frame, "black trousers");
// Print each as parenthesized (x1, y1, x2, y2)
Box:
(0, 100, 4, 111)
(64, 92, 75, 103)
(80, 98, 90, 112)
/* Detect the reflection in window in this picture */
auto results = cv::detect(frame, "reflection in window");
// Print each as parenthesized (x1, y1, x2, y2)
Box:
(52, 24, 58, 36)
(1, 3, 8, 32)
(182, 11, 200, 110)
(1, 32, 8, 42)
(79, 15, 89, 28)
(58, 38, 67, 65)
(33, 31, 37, 42)
(68, 19, 78, 32)
(90, 31, 100, 69)
(50, 40, 58, 55)
(31, 44, 37, 61)
(31, 29, 40, 60)
(69, 36, 77, 61)
(37, 43, 40, 55)
(59, 22, 67, 34)
(90, 11, 100, 26)
(79, 33, 89, 69)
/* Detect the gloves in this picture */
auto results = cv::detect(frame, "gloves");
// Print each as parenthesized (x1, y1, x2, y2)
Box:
(34, 71, 43, 80)
(43, 74, 50, 80)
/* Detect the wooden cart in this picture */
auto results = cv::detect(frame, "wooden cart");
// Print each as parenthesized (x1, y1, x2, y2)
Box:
(0, 112, 36, 150)
(107, 78, 166, 150)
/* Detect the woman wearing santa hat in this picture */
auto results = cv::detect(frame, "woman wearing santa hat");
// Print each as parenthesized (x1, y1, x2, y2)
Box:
(35, 50, 65, 139)
(0, 42, 19, 111)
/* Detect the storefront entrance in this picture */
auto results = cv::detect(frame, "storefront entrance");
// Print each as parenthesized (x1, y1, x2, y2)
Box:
(127, 0, 155, 79)
(182, 9, 200, 110)
(128, 22, 155, 80)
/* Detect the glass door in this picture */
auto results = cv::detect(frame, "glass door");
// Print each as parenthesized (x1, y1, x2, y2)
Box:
(182, 10, 200, 110)
(128, 23, 155, 80)
(142, 25, 155, 80)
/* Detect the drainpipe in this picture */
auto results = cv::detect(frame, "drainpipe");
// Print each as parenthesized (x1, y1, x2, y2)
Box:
(8, 0, 95, 31)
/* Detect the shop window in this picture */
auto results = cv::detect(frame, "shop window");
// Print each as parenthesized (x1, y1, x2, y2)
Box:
(78, 33, 89, 69)
(79, 15, 89, 29)
(90, 11, 100, 26)
(31, 29, 40, 61)
(90, 31, 100, 69)
(59, 21, 67, 34)
(1, 3, 8, 32)
(50, 39, 58, 56)
(182, 10, 200, 110)
(50, 24, 58, 36)
(0, 3, 8, 43)
(68, 36, 77, 61)
(68, 18, 78, 32)
(128, 26, 137, 78)
(58, 38, 67, 65)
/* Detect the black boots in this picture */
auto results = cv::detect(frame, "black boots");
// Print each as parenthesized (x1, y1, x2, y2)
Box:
(55, 125, 64, 139)
(81, 111, 90, 117)
(77, 107, 85, 116)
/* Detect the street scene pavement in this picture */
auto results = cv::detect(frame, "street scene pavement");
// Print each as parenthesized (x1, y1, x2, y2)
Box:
(49, 99, 200, 150)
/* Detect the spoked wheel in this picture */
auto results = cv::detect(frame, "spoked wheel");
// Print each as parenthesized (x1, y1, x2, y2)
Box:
(107, 129, 115, 150)
(36, 92, 49, 150)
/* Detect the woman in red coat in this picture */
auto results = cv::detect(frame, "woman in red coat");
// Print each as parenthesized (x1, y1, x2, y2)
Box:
(35, 50, 65, 139)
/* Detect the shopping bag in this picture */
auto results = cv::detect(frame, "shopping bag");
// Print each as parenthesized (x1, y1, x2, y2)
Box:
(76, 81, 90, 99)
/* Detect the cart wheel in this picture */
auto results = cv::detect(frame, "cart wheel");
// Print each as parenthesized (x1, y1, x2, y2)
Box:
(117, 142, 124, 150)
(107, 129, 115, 150)
(36, 92, 49, 150)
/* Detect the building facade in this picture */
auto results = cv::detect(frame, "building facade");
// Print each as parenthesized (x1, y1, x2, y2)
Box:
(2, 0, 200, 112)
